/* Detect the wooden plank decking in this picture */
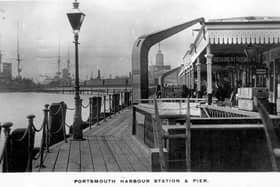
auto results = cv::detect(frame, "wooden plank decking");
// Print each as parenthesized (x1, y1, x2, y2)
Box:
(32, 108, 151, 172)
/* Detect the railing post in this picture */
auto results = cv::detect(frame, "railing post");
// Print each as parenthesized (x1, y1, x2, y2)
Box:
(97, 97, 100, 125)
(61, 102, 67, 143)
(109, 94, 112, 118)
(37, 104, 49, 168)
(118, 93, 121, 114)
(132, 106, 136, 135)
(185, 98, 191, 171)
(26, 114, 35, 172)
(103, 95, 107, 122)
(2, 122, 13, 137)
(120, 92, 123, 110)
(44, 104, 50, 151)
(1, 122, 13, 172)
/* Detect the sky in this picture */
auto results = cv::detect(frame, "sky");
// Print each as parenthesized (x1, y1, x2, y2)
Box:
(0, 0, 280, 82)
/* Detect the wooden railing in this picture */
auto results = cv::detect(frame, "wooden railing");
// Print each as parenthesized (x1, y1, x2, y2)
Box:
(133, 96, 280, 171)
(133, 98, 192, 171)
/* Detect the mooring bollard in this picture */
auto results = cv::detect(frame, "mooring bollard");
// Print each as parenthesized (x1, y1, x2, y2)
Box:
(2, 122, 13, 172)
(26, 114, 35, 172)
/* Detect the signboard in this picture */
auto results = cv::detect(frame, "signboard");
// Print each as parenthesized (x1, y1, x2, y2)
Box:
(256, 68, 267, 75)
(212, 56, 249, 63)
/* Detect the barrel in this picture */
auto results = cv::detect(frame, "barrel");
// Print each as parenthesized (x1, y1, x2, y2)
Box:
(89, 97, 102, 125)
(4, 128, 34, 172)
(112, 94, 120, 113)
(124, 92, 130, 106)
(48, 102, 66, 146)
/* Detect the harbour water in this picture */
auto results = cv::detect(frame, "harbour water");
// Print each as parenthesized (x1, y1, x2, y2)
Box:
(0, 92, 110, 146)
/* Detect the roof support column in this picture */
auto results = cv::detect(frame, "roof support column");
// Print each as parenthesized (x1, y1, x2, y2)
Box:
(186, 68, 189, 88)
(205, 45, 213, 105)
(196, 58, 202, 98)
(188, 68, 191, 89)
(190, 65, 194, 91)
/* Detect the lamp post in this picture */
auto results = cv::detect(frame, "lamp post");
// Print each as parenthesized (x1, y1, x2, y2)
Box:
(67, 0, 85, 140)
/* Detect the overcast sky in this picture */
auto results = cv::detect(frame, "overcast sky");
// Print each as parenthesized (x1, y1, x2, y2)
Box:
(0, 0, 279, 81)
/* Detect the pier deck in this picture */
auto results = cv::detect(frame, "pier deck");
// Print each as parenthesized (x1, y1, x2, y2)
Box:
(32, 108, 151, 172)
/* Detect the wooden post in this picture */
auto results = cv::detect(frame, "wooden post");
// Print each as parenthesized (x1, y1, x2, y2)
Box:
(103, 95, 106, 122)
(38, 104, 49, 168)
(185, 98, 191, 171)
(109, 94, 112, 118)
(1, 122, 13, 172)
(132, 106, 136, 135)
(190, 65, 194, 91)
(187, 68, 190, 89)
(26, 115, 35, 172)
(153, 98, 166, 171)
(151, 148, 168, 171)
(96, 97, 100, 125)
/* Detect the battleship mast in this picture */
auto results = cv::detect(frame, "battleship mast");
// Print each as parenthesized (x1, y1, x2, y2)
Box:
(56, 41, 61, 77)
(16, 21, 22, 79)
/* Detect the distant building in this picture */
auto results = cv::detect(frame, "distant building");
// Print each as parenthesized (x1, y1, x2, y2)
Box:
(0, 62, 12, 80)
(61, 68, 72, 85)
(97, 69, 101, 80)
(148, 44, 171, 85)
(156, 44, 164, 66)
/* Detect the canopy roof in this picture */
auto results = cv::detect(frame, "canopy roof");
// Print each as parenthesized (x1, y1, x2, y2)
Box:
(179, 16, 280, 76)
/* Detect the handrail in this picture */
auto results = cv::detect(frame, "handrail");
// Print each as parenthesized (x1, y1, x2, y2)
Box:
(151, 98, 192, 171)
(152, 98, 166, 171)
(253, 97, 280, 171)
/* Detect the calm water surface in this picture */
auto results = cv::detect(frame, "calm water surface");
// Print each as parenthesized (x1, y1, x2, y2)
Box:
(0, 92, 106, 146)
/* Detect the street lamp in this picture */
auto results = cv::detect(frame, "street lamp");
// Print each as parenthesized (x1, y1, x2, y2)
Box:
(67, 0, 85, 140)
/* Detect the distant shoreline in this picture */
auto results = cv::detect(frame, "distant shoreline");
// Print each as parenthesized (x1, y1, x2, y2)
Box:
(0, 86, 132, 93)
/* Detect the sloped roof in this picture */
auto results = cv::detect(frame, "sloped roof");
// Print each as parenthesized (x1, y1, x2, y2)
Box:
(207, 16, 280, 23)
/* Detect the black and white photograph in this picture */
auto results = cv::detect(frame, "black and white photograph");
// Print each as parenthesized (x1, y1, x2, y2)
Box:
(0, 0, 280, 186)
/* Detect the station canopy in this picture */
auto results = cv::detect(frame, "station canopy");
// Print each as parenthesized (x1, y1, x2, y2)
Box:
(179, 16, 280, 75)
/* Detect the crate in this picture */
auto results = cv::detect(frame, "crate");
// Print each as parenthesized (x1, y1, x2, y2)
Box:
(277, 99, 280, 113)
(238, 98, 255, 111)
(237, 87, 268, 99)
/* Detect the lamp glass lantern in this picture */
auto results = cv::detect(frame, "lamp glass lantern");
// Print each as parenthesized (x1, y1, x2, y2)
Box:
(67, 1, 85, 34)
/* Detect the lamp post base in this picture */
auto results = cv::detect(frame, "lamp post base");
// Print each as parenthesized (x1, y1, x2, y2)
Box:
(72, 97, 85, 141)
(72, 118, 85, 140)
